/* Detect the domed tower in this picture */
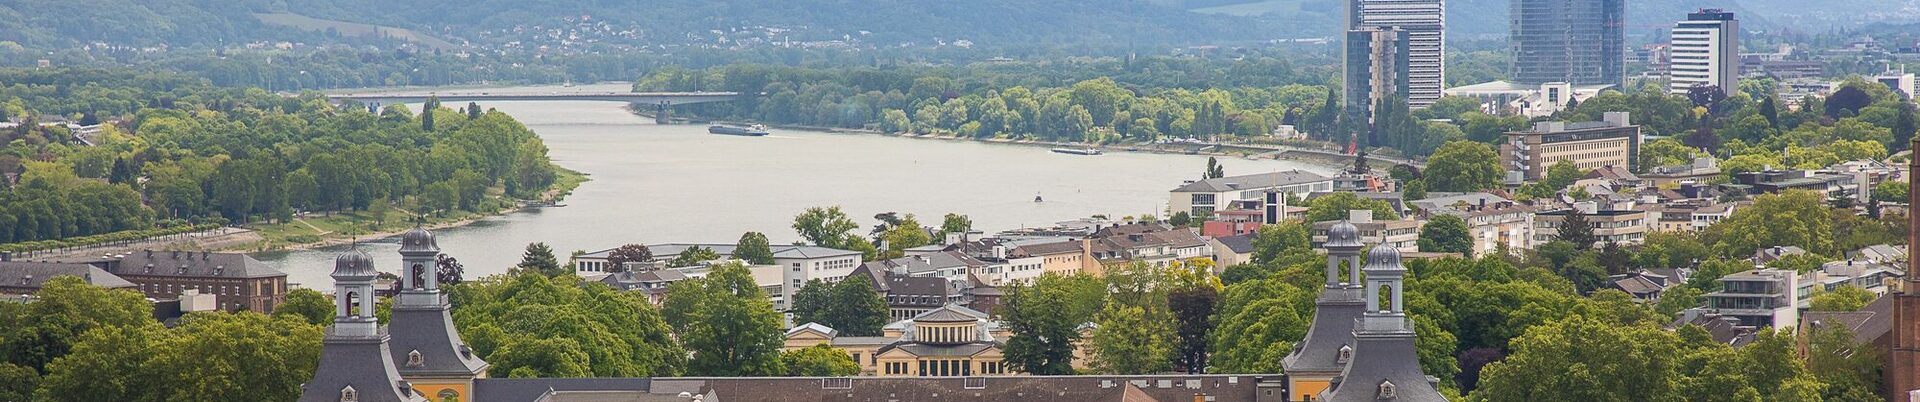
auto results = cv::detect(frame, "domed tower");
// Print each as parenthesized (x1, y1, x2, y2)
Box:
(297, 250, 427, 402)
(1283, 220, 1369, 400)
(386, 227, 488, 402)
(1320, 246, 1447, 402)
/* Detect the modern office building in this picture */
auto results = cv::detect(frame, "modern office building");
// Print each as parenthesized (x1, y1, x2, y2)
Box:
(1500, 112, 1642, 180)
(1669, 9, 1741, 94)
(1347, 0, 1444, 108)
(1343, 27, 1411, 145)
(1510, 0, 1625, 87)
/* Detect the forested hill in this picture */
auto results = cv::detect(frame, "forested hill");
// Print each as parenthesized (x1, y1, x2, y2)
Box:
(0, 0, 1277, 50)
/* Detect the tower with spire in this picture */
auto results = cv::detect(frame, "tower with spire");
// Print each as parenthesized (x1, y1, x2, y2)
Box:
(386, 227, 489, 401)
(297, 250, 427, 402)
(1319, 245, 1447, 402)
(1283, 220, 1368, 401)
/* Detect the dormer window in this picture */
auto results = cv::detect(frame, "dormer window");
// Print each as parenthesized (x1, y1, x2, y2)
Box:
(1378, 380, 1397, 399)
(406, 350, 424, 367)
(1337, 344, 1353, 364)
(340, 385, 359, 402)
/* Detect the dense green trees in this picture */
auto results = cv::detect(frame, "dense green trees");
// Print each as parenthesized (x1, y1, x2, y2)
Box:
(0, 68, 563, 248)
(273, 288, 336, 325)
(1087, 303, 1174, 374)
(788, 279, 889, 336)
(518, 242, 566, 276)
(1002, 273, 1107, 375)
(661, 263, 787, 376)
(1418, 215, 1474, 256)
(1303, 191, 1399, 222)
(1424, 141, 1504, 192)
(780, 344, 860, 377)
(641, 63, 1331, 144)
(734, 232, 776, 265)
(449, 272, 686, 378)
(8, 278, 323, 402)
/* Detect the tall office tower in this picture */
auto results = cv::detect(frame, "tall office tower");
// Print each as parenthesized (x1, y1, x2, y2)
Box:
(1668, 9, 1740, 94)
(1510, 0, 1626, 87)
(1344, 27, 1411, 148)
(1347, 0, 1445, 108)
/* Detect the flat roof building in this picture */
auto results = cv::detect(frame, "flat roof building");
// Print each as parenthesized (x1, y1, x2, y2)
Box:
(1501, 112, 1641, 180)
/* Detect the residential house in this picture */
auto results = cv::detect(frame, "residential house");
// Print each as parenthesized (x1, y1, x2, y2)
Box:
(1210, 234, 1257, 268)
(1815, 259, 1905, 295)
(1311, 210, 1422, 252)
(848, 265, 964, 321)
(1086, 227, 1213, 270)
(1692, 268, 1812, 328)
(1533, 207, 1649, 247)
(1753, 246, 1807, 265)
(1168, 170, 1332, 215)
(1855, 244, 1907, 265)
(1608, 269, 1683, 303)
(1410, 192, 1536, 254)
(945, 238, 1046, 286)
(1007, 240, 1096, 277)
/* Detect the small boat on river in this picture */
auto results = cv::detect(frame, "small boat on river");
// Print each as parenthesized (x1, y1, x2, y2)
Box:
(1051, 147, 1103, 155)
(709, 124, 770, 136)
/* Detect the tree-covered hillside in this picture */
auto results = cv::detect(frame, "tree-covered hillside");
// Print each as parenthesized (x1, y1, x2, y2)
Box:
(0, 0, 1282, 50)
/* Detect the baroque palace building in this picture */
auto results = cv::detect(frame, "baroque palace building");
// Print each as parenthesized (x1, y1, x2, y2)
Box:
(297, 227, 1443, 402)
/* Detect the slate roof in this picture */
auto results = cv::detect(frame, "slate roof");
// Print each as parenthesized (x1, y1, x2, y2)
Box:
(1320, 328, 1448, 402)
(0, 261, 136, 291)
(1214, 234, 1256, 254)
(1282, 287, 1365, 374)
(861, 252, 985, 276)
(297, 329, 426, 402)
(1801, 295, 1894, 345)
(913, 304, 985, 323)
(1008, 241, 1082, 257)
(94, 250, 287, 279)
(1610, 275, 1664, 296)
(387, 305, 490, 377)
(473, 378, 653, 402)
(887, 342, 995, 357)
(1172, 170, 1330, 193)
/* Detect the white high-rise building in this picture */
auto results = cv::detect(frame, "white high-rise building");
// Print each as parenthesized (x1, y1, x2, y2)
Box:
(1348, 0, 1444, 108)
(1668, 9, 1740, 94)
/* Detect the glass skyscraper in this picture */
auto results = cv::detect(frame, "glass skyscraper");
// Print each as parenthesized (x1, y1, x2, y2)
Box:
(1509, 0, 1626, 87)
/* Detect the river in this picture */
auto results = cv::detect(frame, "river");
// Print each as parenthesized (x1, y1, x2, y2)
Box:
(257, 84, 1334, 288)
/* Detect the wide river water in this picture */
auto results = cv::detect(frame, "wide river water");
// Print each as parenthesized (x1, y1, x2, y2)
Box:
(258, 84, 1332, 288)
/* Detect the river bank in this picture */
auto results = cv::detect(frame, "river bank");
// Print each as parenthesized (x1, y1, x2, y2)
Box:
(227, 167, 589, 254)
(652, 110, 1400, 170)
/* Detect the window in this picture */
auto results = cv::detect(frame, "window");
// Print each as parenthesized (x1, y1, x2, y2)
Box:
(340, 386, 359, 402)
(407, 350, 424, 367)
(437, 389, 460, 402)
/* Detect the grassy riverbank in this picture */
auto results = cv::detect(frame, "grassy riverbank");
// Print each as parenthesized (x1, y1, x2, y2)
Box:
(233, 167, 589, 252)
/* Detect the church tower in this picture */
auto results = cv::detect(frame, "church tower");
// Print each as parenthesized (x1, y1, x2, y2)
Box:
(1283, 220, 1368, 401)
(1319, 245, 1447, 402)
(297, 250, 427, 402)
(1890, 139, 1920, 401)
(386, 227, 489, 402)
